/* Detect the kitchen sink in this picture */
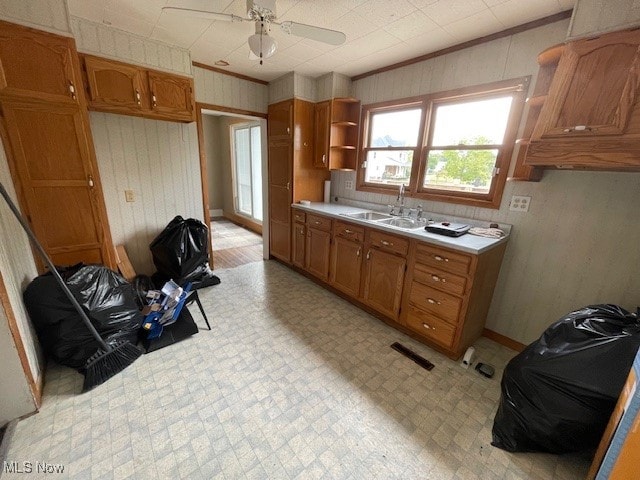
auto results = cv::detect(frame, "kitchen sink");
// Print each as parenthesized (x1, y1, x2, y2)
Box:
(341, 211, 392, 221)
(376, 217, 424, 230)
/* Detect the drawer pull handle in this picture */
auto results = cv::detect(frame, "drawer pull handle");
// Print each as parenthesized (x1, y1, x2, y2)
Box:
(563, 125, 592, 133)
(299, 229, 304, 236)
(68, 81, 76, 100)
(356, 248, 361, 257)
(422, 323, 435, 331)
(366, 249, 371, 260)
(152, 93, 157, 107)
(427, 298, 441, 305)
(135, 89, 141, 105)
(380, 240, 393, 246)
(431, 274, 447, 283)
(344, 229, 353, 234)
(314, 221, 321, 225)
(434, 255, 449, 262)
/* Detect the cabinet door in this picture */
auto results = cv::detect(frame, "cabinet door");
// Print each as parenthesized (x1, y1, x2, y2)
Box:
(313, 101, 330, 168)
(268, 142, 292, 262)
(534, 29, 640, 138)
(1, 100, 113, 267)
(306, 227, 331, 281)
(147, 70, 194, 121)
(268, 100, 293, 139)
(83, 55, 145, 114)
(362, 247, 406, 319)
(0, 22, 80, 104)
(292, 223, 306, 268)
(330, 236, 362, 297)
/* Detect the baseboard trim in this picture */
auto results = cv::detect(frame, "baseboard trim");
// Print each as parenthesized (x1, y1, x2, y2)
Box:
(483, 328, 526, 352)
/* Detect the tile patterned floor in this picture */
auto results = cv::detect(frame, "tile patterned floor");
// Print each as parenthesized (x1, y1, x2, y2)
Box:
(3, 261, 592, 479)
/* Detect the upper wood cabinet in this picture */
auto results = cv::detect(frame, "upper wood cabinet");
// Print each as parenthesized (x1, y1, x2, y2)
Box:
(313, 100, 330, 168)
(83, 55, 145, 114)
(526, 28, 640, 169)
(147, 70, 194, 121)
(81, 54, 195, 122)
(268, 100, 293, 139)
(0, 20, 81, 104)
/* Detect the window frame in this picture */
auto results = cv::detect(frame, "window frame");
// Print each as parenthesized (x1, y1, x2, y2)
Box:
(356, 77, 529, 209)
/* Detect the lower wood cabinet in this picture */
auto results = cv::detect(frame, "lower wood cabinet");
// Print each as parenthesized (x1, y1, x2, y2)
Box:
(330, 235, 362, 297)
(306, 227, 331, 281)
(362, 246, 406, 320)
(288, 207, 507, 359)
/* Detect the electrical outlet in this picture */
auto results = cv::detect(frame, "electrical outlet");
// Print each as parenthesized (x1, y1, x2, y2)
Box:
(125, 190, 135, 202)
(345, 180, 354, 190)
(509, 195, 531, 212)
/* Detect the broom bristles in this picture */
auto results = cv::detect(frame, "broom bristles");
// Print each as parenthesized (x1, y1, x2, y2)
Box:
(82, 340, 142, 392)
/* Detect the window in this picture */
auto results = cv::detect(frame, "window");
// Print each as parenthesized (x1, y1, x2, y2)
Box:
(358, 78, 529, 208)
(231, 122, 263, 222)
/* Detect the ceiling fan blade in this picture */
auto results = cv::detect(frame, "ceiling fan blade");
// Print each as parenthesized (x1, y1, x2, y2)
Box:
(278, 21, 346, 46)
(161, 7, 245, 22)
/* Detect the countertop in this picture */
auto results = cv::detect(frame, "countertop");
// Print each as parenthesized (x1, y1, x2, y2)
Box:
(292, 202, 511, 255)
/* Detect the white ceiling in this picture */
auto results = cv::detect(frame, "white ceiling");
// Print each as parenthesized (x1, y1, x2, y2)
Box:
(67, 0, 575, 81)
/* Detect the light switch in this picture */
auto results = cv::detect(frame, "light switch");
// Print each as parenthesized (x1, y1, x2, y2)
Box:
(125, 190, 135, 202)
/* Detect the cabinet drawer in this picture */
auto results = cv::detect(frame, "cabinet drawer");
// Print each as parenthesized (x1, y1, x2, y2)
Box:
(369, 230, 408, 256)
(415, 243, 472, 276)
(334, 221, 364, 243)
(293, 210, 306, 223)
(412, 263, 467, 296)
(405, 305, 456, 348)
(409, 282, 461, 325)
(307, 214, 332, 231)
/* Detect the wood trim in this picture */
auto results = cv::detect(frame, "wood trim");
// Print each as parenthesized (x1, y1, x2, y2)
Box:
(482, 328, 526, 352)
(352, 10, 573, 81)
(192, 61, 269, 85)
(0, 271, 39, 408)
(195, 101, 268, 267)
(194, 105, 214, 267)
(198, 101, 268, 119)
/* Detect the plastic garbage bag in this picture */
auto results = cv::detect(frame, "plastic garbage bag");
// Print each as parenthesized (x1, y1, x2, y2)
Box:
(24, 265, 144, 369)
(491, 304, 640, 453)
(149, 216, 208, 281)
(150, 216, 220, 289)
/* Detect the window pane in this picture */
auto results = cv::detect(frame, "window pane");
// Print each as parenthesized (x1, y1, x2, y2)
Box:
(364, 150, 413, 185)
(234, 127, 252, 216)
(431, 96, 513, 146)
(370, 108, 421, 147)
(423, 149, 498, 194)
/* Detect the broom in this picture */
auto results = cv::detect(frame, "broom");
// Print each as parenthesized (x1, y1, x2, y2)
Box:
(0, 182, 142, 392)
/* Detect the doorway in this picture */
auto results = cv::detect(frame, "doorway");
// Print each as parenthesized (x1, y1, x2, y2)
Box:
(196, 104, 268, 270)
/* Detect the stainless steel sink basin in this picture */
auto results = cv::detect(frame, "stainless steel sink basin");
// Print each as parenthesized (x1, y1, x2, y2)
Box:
(342, 211, 392, 221)
(376, 217, 424, 230)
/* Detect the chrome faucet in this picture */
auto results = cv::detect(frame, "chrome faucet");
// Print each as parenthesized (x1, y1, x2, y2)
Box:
(397, 184, 406, 216)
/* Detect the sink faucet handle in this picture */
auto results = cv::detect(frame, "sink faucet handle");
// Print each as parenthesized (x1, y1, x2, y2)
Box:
(387, 204, 395, 215)
(417, 205, 423, 218)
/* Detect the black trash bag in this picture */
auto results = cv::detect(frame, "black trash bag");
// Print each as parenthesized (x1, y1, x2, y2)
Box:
(491, 304, 640, 454)
(24, 265, 144, 369)
(149, 216, 209, 282)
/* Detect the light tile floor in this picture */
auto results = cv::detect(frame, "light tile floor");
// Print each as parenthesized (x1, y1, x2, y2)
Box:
(3, 261, 592, 479)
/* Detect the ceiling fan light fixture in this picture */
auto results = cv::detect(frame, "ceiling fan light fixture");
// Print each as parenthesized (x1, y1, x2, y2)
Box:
(248, 22, 277, 64)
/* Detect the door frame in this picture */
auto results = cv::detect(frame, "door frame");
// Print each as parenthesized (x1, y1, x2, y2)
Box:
(195, 102, 269, 265)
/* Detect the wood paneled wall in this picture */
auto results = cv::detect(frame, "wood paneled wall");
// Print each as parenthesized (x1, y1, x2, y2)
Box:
(0, 0, 69, 34)
(194, 65, 269, 114)
(70, 16, 192, 76)
(90, 112, 203, 274)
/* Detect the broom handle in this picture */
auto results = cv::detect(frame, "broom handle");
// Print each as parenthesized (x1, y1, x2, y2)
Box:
(0, 182, 110, 351)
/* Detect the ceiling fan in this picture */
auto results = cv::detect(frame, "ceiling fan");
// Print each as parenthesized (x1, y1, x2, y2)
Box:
(162, 0, 347, 64)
